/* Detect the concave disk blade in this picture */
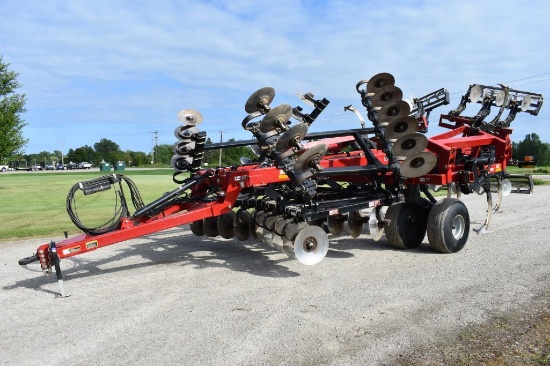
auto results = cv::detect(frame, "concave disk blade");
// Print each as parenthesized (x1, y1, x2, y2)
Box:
(275, 123, 308, 154)
(370, 85, 403, 108)
(234, 209, 251, 241)
(400, 152, 437, 178)
(293, 226, 329, 265)
(347, 210, 363, 238)
(294, 144, 328, 174)
(177, 109, 203, 126)
(327, 215, 345, 236)
(385, 116, 419, 140)
(391, 133, 428, 158)
(245, 87, 275, 114)
(366, 72, 395, 93)
(259, 104, 292, 133)
(217, 212, 235, 239)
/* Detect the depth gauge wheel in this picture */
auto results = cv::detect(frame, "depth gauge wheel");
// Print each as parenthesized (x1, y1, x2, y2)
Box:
(385, 201, 428, 249)
(427, 198, 470, 253)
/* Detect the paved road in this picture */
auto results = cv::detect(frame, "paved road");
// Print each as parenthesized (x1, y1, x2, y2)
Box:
(1, 187, 549, 365)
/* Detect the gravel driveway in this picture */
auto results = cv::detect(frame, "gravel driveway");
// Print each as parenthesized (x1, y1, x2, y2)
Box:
(1, 186, 549, 365)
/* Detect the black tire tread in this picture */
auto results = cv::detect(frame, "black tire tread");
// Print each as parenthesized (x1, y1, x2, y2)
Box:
(427, 198, 469, 253)
(385, 201, 427, 250)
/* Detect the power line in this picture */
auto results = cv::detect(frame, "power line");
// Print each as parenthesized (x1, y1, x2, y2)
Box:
(449, 72, 550, 96)
(502, 72, 550, 85)
(513, 77, 550, 88)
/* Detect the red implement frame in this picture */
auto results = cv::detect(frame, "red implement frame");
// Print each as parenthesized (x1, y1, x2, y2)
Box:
(27, 113, 514, 274)
(34, 165, 289, 270)
(33, 116, 511, 269)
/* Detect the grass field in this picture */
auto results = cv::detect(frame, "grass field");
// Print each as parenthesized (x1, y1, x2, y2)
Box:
(1, 166, 548, 242)
(506, 166, 550, 173)
(0, 169, 182, 241)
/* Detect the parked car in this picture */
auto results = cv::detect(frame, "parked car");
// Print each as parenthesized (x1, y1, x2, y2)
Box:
(78, 162, 92, 169)
(45, 164, 55, 170)
(66, 162, 79, 170)
(31, 164, 43, 171)
(56, 163, 65, 170)
(0, 165, 8, 172)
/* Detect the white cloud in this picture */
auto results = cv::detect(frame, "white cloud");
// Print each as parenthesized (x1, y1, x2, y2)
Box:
(0, 0, 548, 154)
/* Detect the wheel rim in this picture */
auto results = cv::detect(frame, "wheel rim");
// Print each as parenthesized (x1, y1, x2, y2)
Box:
(452, 214, 466, 240)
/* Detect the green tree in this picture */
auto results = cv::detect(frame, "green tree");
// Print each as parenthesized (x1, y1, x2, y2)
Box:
(219, 139, 257, 166)
(0, 56, 28, 162)
(67, 145, 98, 164)
(53, 149, 64, 162)
(512, 133, 550, 166)
(202, 137, 214, 166)
(94, 138, 122, 163)
(23, 151, 53, 167)
(66, 148, 75, 162)
(127, 150, 148, 166)
(155, 144, 173, 165)
(197, 138, 258, 168)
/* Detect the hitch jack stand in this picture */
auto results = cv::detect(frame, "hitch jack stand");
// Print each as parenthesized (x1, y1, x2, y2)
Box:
(49, 241, 70, 298)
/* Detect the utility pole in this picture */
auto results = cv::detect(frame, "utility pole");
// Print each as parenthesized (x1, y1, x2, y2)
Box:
(218, 130, 223, 167)
(59, 140, 64, 166)
(154, 131, 158, 164)
(149, 131, 158, 164)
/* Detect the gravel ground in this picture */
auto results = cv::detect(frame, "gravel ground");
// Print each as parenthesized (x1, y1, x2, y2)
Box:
(1, 186, 549, 365)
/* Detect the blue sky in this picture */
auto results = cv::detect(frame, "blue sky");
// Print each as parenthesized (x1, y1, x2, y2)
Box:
(1, 0, 549, 155)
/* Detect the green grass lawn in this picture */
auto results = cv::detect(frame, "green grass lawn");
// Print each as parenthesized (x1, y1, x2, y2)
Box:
(0, 169, 183, 241)
(506, 165, 550, 175)
(1, 166, 548, 242)
(506, 165, 550, 186)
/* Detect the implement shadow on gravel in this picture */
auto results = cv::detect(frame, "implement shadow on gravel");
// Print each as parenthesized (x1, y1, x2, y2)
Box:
(4, 229, 302, 295)
(327, 233, 442, 256)
(6, 227, 457, 295)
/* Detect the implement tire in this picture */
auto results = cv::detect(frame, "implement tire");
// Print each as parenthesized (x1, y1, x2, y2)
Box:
(427, 198, 469, 253)
(385, 201, 428, 249)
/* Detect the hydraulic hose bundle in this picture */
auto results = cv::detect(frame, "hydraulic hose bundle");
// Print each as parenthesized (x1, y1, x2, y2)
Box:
(66, 174, 145, 235)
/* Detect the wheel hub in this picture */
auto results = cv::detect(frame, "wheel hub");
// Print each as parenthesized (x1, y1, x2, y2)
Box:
(452, 214, 465, 240)
(303, 236, 318, 252)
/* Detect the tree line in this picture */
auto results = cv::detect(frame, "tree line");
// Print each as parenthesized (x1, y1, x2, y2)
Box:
(11, 136, 257, 168)
(18, 138, 153, 168)
(511, 133, 550, 166)
(16, 137, 256, 168)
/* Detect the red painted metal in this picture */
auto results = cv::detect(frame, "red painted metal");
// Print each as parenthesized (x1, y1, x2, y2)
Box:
(35, 165, 291, 268)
